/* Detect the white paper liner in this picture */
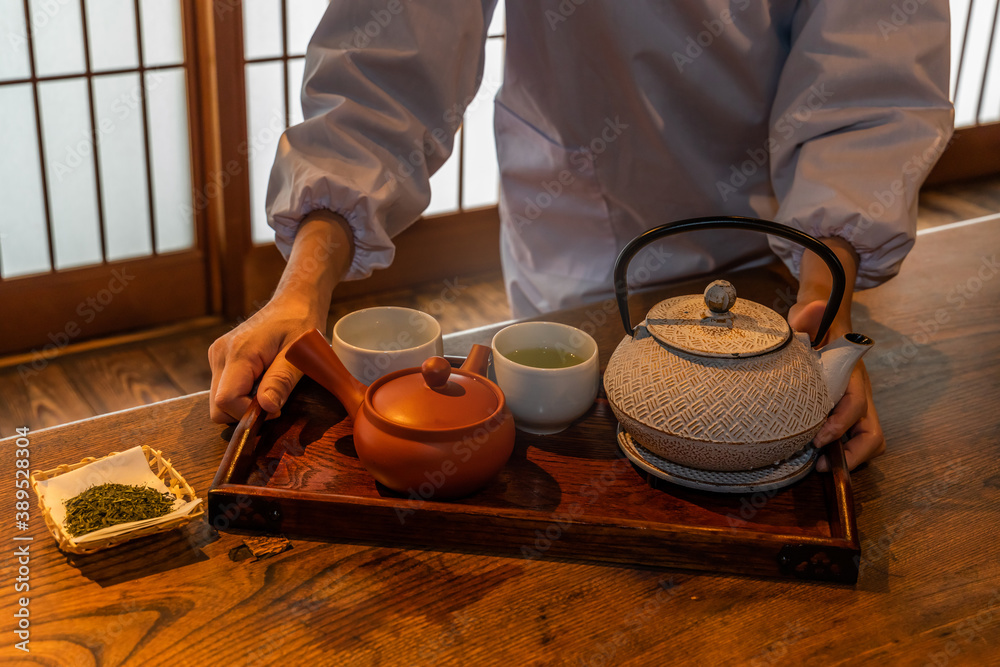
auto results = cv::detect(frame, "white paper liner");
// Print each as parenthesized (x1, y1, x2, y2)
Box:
(34, 446, 202, 546)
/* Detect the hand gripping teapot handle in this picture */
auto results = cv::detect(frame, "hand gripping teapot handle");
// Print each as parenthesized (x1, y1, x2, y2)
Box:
(612, 216, 846, 348)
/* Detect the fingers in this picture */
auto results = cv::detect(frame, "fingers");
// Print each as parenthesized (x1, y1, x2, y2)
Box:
(815, 416, 886, 473)
(213, 356, 262, 423)
(208, 336, 232, 424)
(208, 333, 268, 424)
(256, 349, 303, 415)
(813, 367, 867, 448)
(208, 304, 317, 423)
(841, 371, 885, 470)
(842, 425, 886, 471)
(787, 299, 827, 339)
(815, 364, 886, 472)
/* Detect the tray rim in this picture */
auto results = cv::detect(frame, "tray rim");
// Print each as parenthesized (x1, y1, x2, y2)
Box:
(209, 379, 859, 583)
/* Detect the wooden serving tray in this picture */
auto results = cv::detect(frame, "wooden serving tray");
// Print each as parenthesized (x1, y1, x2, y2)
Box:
(209, 367, 860, 583)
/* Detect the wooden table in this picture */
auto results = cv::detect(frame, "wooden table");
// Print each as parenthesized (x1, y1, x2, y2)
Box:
(2, 219, 998, 665)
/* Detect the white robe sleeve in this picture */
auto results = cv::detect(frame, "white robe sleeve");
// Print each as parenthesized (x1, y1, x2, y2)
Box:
(265, 0, 499, 280)
(767, 0, 954, 289)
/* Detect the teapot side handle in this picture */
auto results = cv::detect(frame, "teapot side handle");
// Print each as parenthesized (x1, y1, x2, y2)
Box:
(611, 216, 846, 348)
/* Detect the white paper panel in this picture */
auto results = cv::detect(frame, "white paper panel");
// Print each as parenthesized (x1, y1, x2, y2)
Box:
(488, 0, 505, 37)
(86, 0, 140, 72)
(953, 0, 996, 127)
(0, 84, 51, 277)
(245, 62, 285, 244)
(950, 0, 972, 99)
(462, 39, 503, 209)
(978, 8, 1000, 124)
(288, 57, 305, 126)
(94, 73, 152, 260)
(145, 69, 193, 253)
(38, 79, 103, 269)
(243, 0, 284, 60)
(0, 0, 31, 81)
(426, 128, 460, 217)
(286, 0, 329, 56)
(29, 0, 86, 77)
(138, 0, 183, 67)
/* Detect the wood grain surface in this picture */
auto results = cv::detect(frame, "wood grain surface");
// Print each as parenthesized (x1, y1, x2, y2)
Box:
(208, 372, 856, 582)
(1, 220, 998, 665)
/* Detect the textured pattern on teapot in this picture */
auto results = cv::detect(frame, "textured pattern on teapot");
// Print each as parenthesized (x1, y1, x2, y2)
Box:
(645, 295, 791, 358)
(604, 331, 831, 445)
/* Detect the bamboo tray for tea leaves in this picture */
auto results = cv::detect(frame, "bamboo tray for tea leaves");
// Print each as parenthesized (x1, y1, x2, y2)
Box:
(209, 366, 861, 584)
(31, 445, 204, 555)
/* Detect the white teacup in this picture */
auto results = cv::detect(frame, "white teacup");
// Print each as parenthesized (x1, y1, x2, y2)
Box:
(332, 307, 444, 384)
(491, 322, 600, 435)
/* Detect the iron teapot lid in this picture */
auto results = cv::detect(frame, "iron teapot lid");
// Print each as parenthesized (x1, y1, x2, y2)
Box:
(612, 217, 848, 351)
(644, 280, 790, 358)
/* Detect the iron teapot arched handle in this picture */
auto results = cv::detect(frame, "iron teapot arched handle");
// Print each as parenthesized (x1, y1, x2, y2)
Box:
(612, 216, 846, 348)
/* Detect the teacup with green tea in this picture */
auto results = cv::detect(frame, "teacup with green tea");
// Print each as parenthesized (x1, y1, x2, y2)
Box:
(503, 346, 587, 369)
(491, 322, 599, 434)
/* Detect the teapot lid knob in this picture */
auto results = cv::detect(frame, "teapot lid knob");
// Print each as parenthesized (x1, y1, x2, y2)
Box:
(421, 356, 452, 388)
(704, 280, 737, 314)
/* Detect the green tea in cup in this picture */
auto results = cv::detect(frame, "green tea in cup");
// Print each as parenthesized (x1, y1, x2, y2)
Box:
(503, 346, 585, 369)
(491, 322, 600, 435)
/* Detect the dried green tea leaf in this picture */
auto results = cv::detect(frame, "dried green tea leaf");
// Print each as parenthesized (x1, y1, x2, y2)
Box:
(63, 483, 175, 537)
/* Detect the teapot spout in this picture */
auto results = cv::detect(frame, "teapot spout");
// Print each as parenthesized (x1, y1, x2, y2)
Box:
(286, 329, 367, 416)
(818, 333, 875, 406)
(460, 344, 492, 377)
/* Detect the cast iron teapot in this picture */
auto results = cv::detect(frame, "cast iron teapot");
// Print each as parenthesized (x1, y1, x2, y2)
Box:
(603, 217, 874, 472)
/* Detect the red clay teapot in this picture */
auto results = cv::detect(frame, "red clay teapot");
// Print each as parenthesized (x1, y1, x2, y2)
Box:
(286, 329, 514, 498)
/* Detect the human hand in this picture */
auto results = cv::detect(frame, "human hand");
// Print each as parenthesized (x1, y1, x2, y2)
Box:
(208, 295, 324, 423)
(788, 299, 885, 472)
(208, 210, 354, 423)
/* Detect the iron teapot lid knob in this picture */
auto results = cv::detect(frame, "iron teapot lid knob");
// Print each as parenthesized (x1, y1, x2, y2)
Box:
(704, 280, 737, 314)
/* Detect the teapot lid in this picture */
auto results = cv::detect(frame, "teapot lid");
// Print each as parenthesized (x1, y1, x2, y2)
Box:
(644, 280, 790, 358)
(369, 356, 500, 430)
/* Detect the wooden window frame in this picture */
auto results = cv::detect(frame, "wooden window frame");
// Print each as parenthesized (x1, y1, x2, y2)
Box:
(927, 0, 1000, 184)
(202, 0, 501, 320)
(0, 0, 212, 356)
